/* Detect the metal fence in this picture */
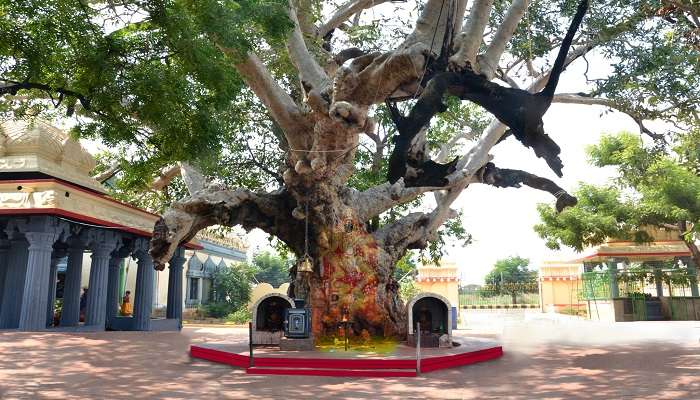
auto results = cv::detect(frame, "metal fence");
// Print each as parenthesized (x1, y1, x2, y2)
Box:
(579, 268, 698, 300)
(459, 282, 540, 306)
(580, 268, 699, 321)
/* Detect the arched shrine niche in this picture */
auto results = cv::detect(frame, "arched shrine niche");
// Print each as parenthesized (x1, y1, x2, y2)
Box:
(407, 292, 452, 348)
(251, 293, 295, 345)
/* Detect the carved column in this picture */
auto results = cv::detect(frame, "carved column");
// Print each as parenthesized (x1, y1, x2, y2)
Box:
(46, 247, 68, 327)
(166, 247, 186, 328)
(18, 229, 61, 331)
(106, 256, 122, 328)
(0, 232, 28, 329)
(133, 241, 154, 331)
(60, 233, 88, 327)
(85, 232, 119, 328)
(0, 234, 10, 315)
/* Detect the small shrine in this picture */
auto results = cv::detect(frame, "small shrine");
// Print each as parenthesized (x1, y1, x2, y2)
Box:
(415, 262, 459, 330)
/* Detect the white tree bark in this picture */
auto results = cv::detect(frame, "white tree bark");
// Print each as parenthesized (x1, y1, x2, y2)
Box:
(179, 162, 207, 195)
(400, 0, 457, 53)
(227, 52, 311, 149)
(478, 0, 531, 79)
(449, 0, 495, 70)
(350, 179, 449, 222)
(150, 164, 181, 191)
(287, 0, 329, 90)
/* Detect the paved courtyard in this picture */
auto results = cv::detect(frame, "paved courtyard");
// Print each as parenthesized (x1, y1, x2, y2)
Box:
(1, 314, 698, 399)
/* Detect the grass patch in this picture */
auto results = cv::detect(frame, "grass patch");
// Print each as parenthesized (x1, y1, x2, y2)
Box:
(315, 336, 400, 354)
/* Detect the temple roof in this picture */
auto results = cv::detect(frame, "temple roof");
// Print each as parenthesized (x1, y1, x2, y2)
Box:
(574, 239, 690, 262)
(0, 119, 198, 248)
(0, 119, 106, 193)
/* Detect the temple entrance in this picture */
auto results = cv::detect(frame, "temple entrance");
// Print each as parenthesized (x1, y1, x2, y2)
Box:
(407, 293, 453, 348)
(412, 297, 448, 335)
(255, 296, 290, 331)
(251, 293, 295, 345)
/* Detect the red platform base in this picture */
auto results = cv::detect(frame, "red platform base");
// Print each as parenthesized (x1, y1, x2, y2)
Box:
(190, 342, 503, 378)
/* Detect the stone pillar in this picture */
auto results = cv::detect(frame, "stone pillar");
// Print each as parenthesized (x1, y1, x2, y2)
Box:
(607, 259, 619, 298)
(18, 230, 60, 331)
(46, 248, 67, 327)
(133, 242, 154, 331)
(0, 234, 10, 314)
(106, 256, 122, 327)
(166, 247, 185, 328)
(60, 234, 88, 327)
(0, 234, 29, 329)
(84, 233, 119, 328)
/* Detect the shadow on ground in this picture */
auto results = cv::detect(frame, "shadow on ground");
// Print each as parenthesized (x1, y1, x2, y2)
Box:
(0, 321, 698, 399)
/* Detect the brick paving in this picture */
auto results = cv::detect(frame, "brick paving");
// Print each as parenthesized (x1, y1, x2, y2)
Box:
(0, 318, 698, 399)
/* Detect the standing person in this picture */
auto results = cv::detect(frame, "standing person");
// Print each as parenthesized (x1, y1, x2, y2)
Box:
(79, 288, 88, 322)
(120, 290, 133, 316)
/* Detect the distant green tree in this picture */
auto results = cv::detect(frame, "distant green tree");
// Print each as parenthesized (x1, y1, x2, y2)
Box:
(250, 251, 290, 288)
(535, 131, 700, 268)
(206, 264, 254, 318)
(484, 256, 537, 305)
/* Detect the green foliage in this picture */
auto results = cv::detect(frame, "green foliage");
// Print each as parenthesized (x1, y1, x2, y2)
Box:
(393, 252, 418, 281)
(207, 264, 254, 317)
(0, 0, 291, 191)
(536, 131, 700, 251)
(399, 279, 421, 304)
(202, 302, 234, 319)
(226, 307, 252, 324)
(248, 251, 291, 287)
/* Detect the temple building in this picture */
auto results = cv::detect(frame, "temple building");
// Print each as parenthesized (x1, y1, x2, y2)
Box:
(539, 227, 700, 321)
(0, 119, 246, 332)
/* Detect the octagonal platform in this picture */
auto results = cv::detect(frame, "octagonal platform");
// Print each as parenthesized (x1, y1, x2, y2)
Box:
(189, 332, 502, 377)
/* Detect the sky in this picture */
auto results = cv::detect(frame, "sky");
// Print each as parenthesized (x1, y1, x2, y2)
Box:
(76, 2, 656, 286)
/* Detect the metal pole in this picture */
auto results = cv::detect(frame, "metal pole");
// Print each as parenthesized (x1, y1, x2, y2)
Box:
(249, 322, 254, 367)
(344, 320, 349, 351)
(416, 322, 421, 375)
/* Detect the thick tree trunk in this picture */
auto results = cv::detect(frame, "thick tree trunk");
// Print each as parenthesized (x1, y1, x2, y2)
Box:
(304, 212, 406, 338)
(283, 165, 407, 338)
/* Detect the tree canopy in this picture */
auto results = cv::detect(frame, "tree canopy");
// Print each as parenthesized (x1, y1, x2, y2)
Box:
(535, 129, 700, 264)
(249, 251, 291, 287)
(207, 263, 254, 317)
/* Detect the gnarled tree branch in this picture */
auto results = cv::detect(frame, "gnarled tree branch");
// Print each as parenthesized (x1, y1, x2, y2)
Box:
(318, 0, 393, 39)
(287, 0, 329, 90)
(149, 185, 303, 269)
(478, 162, 577, 212)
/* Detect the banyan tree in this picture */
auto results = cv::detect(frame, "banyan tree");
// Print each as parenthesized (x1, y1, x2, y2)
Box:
(3, 0, 696, 337)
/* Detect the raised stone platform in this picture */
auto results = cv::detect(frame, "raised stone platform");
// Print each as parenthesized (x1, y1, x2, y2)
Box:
(189, 332, 502, 377)
(279, 337, 314, 351)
